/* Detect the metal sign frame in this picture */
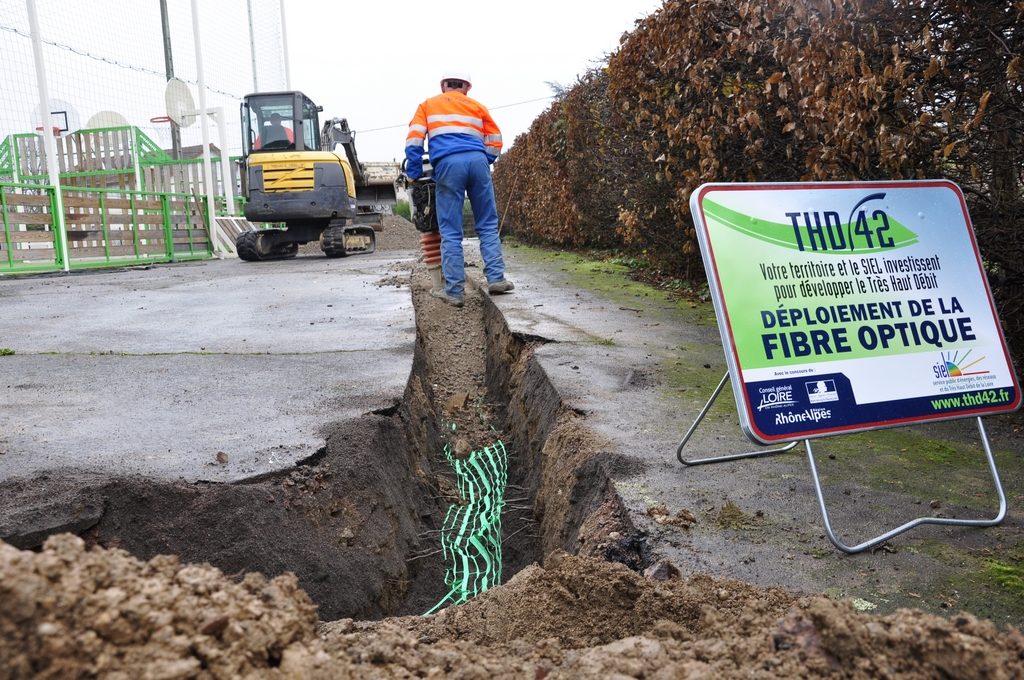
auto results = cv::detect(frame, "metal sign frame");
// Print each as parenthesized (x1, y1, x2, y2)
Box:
(676, 180, 1017, 553)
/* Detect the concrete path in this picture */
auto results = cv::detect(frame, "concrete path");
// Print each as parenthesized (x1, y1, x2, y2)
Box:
(0, 253, 415, 482)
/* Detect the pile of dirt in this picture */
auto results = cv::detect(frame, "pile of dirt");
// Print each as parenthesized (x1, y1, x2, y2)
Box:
(377, 215, 426, 251)
(296, 215, 423, 257)
(349, 553, 1024, 678)
(0, 534, 318, 678)
(5, 535, 1022, 678)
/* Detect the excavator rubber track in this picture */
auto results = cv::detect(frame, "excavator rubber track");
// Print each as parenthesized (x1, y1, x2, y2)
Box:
(321, 224, 376, 258)
(236, 230, 299, 261)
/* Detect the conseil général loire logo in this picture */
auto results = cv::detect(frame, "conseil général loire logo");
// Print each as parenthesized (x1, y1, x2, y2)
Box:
(757, 384, 798, 411)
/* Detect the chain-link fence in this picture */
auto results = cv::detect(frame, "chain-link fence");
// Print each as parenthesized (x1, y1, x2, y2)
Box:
(0, 0, 287, 157)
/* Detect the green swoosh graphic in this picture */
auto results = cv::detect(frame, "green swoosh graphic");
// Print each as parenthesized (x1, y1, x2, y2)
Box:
(703, 198, 918, 254)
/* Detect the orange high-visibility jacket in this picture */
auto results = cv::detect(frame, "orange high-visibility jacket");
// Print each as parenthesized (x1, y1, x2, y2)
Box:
(405, 90, 502, 178)
(254, 123, 294, 150)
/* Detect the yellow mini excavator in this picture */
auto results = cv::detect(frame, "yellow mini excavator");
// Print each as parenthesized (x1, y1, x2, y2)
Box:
(237, 91, 398, 260)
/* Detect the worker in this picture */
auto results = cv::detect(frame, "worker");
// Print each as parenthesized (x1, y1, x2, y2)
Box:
(405, 70, 513, 308)
(255, 112, 294, 149)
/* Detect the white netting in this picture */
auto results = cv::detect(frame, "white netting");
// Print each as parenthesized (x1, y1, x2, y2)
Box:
(0, 0, 286, 157)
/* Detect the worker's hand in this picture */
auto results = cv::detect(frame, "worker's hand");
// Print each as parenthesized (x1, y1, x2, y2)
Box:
(404, 174, 422, 183)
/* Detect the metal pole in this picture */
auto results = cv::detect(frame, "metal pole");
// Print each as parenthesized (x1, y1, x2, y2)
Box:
(190, 0, 224, 257)
(279, 0, 291, 89)
(212, 107, 235, 217)
(246, 0, 259, 91)
(26, 0, 69, 272)
(158, 0, 182, 160)
(675, 371, 799, 465)
(132, 127, 143, 190)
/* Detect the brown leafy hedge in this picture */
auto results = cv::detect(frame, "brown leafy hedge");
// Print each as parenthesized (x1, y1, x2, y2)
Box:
(493, 0, 1024, 360)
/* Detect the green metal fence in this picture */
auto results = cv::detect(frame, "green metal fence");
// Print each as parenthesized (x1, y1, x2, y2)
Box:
(0, 182, 212, 274)
(141, 155, 246, 216)
(1, 126, 241, 212)
(0, 137, 13, 181)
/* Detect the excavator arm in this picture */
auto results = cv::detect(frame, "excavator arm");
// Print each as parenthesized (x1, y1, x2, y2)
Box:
(321, 118, 367, 185)
(321, 117, 399, 211)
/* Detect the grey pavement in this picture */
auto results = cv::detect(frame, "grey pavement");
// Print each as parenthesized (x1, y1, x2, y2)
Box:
(0, 253, 415, 482)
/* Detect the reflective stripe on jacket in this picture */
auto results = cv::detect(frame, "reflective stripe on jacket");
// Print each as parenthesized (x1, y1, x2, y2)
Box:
(404, 91, 502, 178)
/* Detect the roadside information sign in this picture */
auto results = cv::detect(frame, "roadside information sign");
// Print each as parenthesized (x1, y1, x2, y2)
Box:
(691, 180, 1020, 444)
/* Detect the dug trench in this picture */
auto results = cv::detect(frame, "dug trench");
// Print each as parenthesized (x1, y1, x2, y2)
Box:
(6, 237, 1024, 676)
(0, 263, 641, 622)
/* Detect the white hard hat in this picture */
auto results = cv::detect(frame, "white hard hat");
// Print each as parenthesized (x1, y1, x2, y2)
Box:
(440, 70, 472, 87)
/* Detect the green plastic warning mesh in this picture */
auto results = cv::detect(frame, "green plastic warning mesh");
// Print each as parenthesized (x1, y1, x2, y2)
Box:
(425, 434, 508, 615)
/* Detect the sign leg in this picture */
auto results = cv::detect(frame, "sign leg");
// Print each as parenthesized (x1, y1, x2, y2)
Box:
(807, 417, 1007, 553)
(676, 372, 800, 466)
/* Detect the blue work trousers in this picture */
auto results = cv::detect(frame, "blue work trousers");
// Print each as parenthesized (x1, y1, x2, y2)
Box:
(433, 150, 505, 298)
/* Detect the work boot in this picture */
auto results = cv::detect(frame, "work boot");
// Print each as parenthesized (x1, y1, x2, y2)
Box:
(488, 279, 515, 295)
(431, 289, 464, 308)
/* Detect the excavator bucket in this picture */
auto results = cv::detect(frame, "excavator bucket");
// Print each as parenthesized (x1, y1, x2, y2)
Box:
(356, 162, 400, 220)
(360, 162, 401, 203)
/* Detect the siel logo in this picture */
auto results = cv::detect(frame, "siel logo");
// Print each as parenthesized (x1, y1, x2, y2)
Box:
(933, 350, 989, 379)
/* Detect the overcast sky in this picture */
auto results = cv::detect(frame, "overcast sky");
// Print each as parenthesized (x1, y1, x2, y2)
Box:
(282, 0, 663, 163)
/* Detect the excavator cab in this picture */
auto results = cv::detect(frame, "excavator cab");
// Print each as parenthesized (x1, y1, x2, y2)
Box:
(241, 91, 321, 154)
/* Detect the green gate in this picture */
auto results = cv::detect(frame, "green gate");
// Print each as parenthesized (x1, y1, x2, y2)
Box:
(0, 182, 211, 274)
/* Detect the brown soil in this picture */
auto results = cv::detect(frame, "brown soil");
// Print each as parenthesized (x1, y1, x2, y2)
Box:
(5, 535, 1023, 679)
(297, 215, 424, 256)
(3, 216, 1024, 678)
(412, 274, 496, 454)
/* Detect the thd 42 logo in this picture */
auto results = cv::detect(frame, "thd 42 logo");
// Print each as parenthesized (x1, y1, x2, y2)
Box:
(700, 189, 918, 255)
(786, 192, 915, 253)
